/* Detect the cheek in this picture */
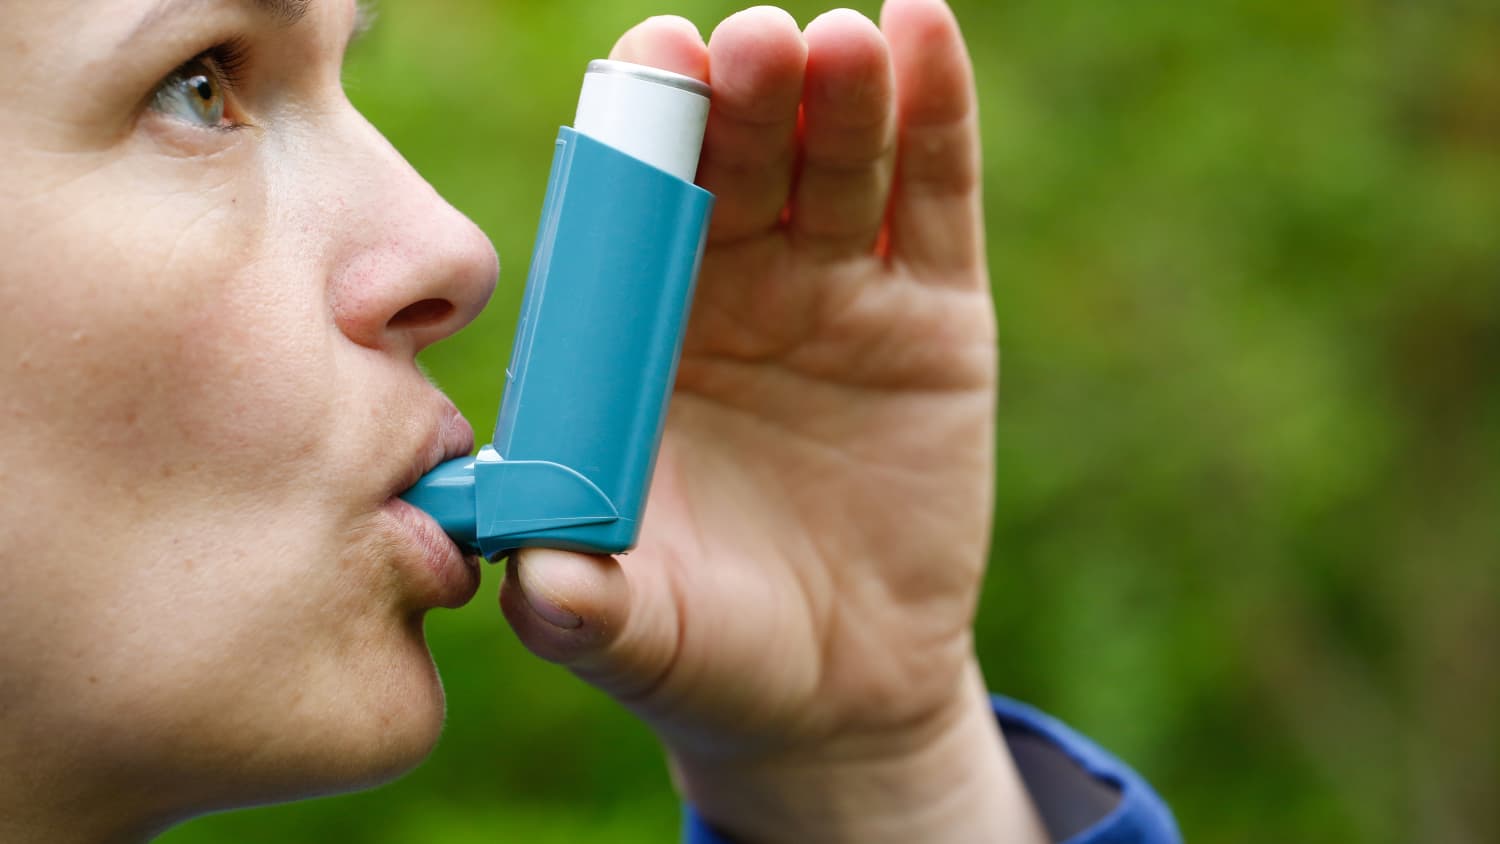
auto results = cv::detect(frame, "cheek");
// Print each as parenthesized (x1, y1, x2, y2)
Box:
(0, 145, 377, 668)
(1, 149, 340, 514)
(0, 70, 467, 802)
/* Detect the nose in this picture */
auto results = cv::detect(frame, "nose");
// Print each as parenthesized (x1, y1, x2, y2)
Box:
(322, 113, 499, 358)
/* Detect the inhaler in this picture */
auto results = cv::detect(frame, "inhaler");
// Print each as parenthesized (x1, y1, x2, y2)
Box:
(401, 61, 714, 557)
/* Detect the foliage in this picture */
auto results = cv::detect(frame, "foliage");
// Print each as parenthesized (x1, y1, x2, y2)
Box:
(159, 1, 1500, 842)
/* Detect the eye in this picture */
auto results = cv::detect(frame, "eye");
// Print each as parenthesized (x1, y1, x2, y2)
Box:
(150, 44, 248, 129)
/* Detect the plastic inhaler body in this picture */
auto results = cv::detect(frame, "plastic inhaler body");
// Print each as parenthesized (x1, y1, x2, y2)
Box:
(401, 61, 714, 558)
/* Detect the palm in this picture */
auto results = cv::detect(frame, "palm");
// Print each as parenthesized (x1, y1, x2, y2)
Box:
(504, 0, 994, 761)
(646, 239, 994, 745)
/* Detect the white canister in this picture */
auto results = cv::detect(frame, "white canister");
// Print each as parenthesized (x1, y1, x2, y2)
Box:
(573, 59, 712, 183)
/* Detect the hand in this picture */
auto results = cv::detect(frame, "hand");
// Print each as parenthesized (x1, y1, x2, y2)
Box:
(501, 3, 1047, 841)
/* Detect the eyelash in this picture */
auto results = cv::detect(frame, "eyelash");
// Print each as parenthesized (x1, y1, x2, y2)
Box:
(154, 37, 252, 130)
(194, 37, 252, 93)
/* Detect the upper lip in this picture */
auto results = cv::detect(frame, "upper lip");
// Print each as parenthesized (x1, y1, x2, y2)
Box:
(391, 401, 476, 500)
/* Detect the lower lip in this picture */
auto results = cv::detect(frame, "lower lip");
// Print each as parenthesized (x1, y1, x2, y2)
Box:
(382, 496, 481, 609)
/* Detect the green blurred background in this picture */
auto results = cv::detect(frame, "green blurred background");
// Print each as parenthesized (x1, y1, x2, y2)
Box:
(159, 1, 1500, 842)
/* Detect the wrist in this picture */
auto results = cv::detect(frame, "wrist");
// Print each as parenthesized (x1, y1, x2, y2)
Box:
(668, 662, 1050, 844)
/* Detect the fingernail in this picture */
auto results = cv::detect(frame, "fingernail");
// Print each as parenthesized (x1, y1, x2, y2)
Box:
(516, 554, 584, 630)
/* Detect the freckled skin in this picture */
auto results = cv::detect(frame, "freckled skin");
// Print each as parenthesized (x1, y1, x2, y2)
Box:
(1, 2, 1043, 843)
(0, 0, 495, 837)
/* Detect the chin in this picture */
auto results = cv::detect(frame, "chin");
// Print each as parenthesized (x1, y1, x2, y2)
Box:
(282, 619, 451, 800)
(176, 617, 452, 816)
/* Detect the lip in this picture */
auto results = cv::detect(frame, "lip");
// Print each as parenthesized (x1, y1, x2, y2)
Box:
(382, 496, 481, 609)
(381, 402, 481, 609)
(391, 403, 476, 501)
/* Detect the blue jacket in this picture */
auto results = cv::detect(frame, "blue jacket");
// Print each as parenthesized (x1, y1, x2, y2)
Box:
(684, 696, 1180, 843)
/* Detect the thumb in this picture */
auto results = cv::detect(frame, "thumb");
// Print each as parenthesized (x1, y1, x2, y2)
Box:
(500, 548, 681, 700)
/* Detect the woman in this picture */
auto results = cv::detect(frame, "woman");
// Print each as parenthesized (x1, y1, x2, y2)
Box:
(0, 0, 1175, 841)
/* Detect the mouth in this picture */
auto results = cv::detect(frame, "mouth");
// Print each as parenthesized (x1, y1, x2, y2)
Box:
(381, 403, 481, 609)
(391, 403, 477, 501)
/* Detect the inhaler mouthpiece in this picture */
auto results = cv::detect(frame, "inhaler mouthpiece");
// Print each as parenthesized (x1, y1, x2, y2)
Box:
(574, 60, 711, 181)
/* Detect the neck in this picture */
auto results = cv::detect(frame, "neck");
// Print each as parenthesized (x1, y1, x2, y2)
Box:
(0, 722, 177, 844)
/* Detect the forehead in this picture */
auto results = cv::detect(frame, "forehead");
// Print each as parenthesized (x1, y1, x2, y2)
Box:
(131, 0, 316, 32)
(0, 0, 363, 70)
(2, 0, 357, 41)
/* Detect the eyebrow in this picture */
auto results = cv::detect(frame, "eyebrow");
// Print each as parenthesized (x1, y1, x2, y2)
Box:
(126, 0, 374, 51)
(130, 0, 312, 43)
(256, 0, 312, 25)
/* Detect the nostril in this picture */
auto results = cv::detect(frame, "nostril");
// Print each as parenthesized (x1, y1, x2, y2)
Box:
(389, 298, 455, 331)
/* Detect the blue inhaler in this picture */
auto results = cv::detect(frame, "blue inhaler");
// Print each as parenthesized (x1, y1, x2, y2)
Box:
(401, 61, 714, 558)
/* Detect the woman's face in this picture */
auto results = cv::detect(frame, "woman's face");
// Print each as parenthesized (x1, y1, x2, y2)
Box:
(0, 0, 498, 831)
